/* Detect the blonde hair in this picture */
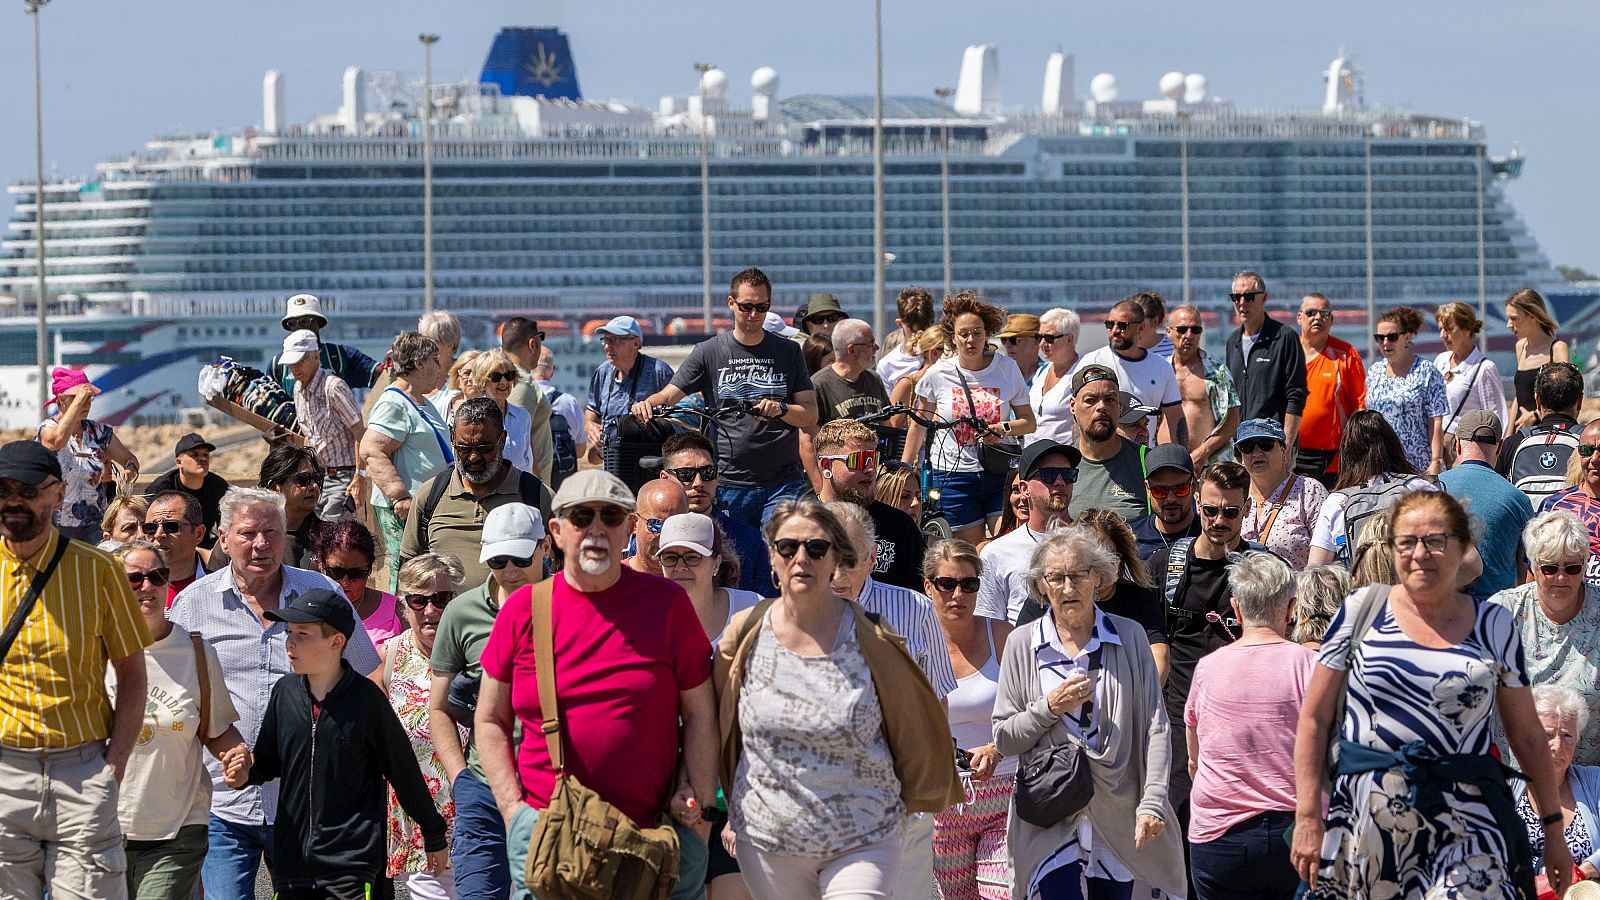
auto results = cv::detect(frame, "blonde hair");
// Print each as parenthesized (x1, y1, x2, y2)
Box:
(447, 349, 482, 392)
(1434, 301, 1484, 336)
(101, 494, 149, 536)
(397, 552, 466, 593)
(1506, 288, 1559, 336)
(470, 348, 520, 388)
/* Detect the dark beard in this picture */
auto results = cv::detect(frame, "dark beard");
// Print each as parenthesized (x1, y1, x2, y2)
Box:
(0, 507, 43, 542)
(835, 485, 874, 507)
(1083, 419, 1116, 442)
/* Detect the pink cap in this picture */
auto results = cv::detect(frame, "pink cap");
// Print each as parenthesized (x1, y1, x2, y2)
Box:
(50, 367, 93, 401)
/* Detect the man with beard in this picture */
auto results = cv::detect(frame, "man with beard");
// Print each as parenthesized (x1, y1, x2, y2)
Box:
(627, 480, 689, 576)
(1146, 461, 1266, 830)
(1129, 444, 1202, 560)
(400, 398, 552, 587)
(973, 438, 1080, 624)
(1079, 298, 1182, 443)
(812, 419, 924, 589)
(0, 440, 150, 899)
(1295, 291, 1364, 486)
(1168, 304, 1240, 467)
(1067, 366, 1149, 521)
(168, 486, 381, 899)
(144, 490, 210, 600)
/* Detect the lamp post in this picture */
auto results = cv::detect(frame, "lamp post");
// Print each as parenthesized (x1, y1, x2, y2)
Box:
(420, 33, 439, 315)
(1364, 134, 1375, 360)
(695, 63, 716, 335)
(871, 0, 887, 342)
(1179, 111, 1191, 305)
(28, 0, 49, 414)
(935, 87, 953, 298)
(1476, 144, 1487, 353)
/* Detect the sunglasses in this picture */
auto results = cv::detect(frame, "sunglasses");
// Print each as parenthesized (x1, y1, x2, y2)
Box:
(808, 313, 845, 326)
(1104, 320, 1143, 332)
(403, 591, 455, 611)
(288, 471, 323, 488)
(930, 575, 981, 594)
(657, 551, 706, 569)
(453, 441, 501, 458)
(1038, 332, 1064, 343)
(734, 301, 771, 314)
(127, 568, 171, 587)
(821, 450, 877, 472)
(1000, 336, 1032, 346)
(1581, 445, 1600, 458)
(1171, 325, 1203, 336)
(1200, 504, 1242, 520)
(0, 479, 58, 501)
(1236, 439, 1281, 455)
(1028, 466, 1078, 485)
(644, 518, 665, 534)
(773, 538, 833, 560)
(1539, 562, 1585, 577)
(564, 505, 629, 528)
(666, 465, 719, 485)
(322, 565, 371, 581)
(1301, 308, 1333, 320)
(1373, 332, 1404, 343)
(486, 555, 535, 570)
(140, 520, 189, 536)
(1147, 482, 1193, 500)
(484, 370, 519, 384)
(1229, 291, 1263, 303)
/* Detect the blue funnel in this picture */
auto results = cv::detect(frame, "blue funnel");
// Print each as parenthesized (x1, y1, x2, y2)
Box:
(480, 28, 582, 101)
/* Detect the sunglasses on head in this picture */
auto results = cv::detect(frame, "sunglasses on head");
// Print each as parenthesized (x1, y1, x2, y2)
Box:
(1373, 332, 1404, 343)
(484, 370, 518, 384)
(127, 568, 170, 587)
(1237, 439, 1281, 455)
(821, 450, 877, 472)
(1147, 482, 1193, 500)
(564, 505, 629, 528)
(486, 555, 535, 570)
(1229, 291, 1263, 303)
(734, 301, 771, 314)
(403, 591, 455, 611)
(1200, 504, 1242, 520)
(929, 575, 981, 594)
(773, 538, 832, 560)
(1028, 466, 1078, 485)
(1171, 325, 1203, 336)
(140, 520, 188, 536)
(322, 565, 370, 582)
(1539, 562, 1585, 577)
(666, 465, 718, 485)
(0, 479, 57, 501)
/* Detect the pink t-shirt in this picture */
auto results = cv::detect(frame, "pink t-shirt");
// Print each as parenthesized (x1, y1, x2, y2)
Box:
(480, 568, 712, 825)
(1183, 640, 1315, 843)
(361, 592, 406, 649)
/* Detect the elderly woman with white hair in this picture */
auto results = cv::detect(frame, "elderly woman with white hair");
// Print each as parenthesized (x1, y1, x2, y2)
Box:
(993, 524, 1185, 899)
(1027, 308, 1082, 447)
(1515, 684, 1600, 883)
(1184, 551, 1316, 900)
(1490, 510, 1600, 766)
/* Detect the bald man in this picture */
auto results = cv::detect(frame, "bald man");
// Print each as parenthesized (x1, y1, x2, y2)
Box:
(628, 479, 690, 575)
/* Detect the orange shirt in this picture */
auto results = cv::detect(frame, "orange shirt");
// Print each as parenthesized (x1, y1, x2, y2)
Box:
(1300, 336, 1366, 454)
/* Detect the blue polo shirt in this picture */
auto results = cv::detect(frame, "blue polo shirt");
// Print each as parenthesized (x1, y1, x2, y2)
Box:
(1438, 460, 1534, 599)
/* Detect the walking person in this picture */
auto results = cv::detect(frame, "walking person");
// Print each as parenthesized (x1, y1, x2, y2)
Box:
(1294, 293, 1365, 488)
(143, 432, 231, 546)
(470, 349, 535, 474)
(585, 315, 675, 454)
(878, 287, 937, 386)
(38, 367, 141, 541)
(312, 520, 405, 649)
(361, 332, 453, 587)
(1236, 418, 1328, 570)
(1366, 306, 1449, 475)
(284, 327, 366, 522)
(1506, 288, 1571, 432)
(1225, 271, 1307, 447)
(1432, 302, 1506, 443)
(1028, 308, 1083, 447)
(257, 443, 325, 568)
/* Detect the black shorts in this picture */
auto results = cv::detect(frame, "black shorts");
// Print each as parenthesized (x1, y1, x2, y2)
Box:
(705, 809, 741, 883)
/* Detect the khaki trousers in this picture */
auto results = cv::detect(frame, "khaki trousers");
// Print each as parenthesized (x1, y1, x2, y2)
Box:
(0, 740, 127, 900)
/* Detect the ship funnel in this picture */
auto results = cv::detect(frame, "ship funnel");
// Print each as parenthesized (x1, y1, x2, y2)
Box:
(264, 70, 285, 135)
(341, 67, 366, 135)
(1323, 51, 1360, 114)
(955, 44, 1000, 116)
(1041, 51, 1074, 116)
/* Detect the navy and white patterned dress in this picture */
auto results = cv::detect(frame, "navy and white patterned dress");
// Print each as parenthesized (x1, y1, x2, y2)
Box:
(1364, 356, 1450, 473)
(1313, 595, 1529, 899)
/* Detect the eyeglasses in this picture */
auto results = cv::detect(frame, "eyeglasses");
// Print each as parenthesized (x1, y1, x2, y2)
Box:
(1373, 332, 1404, 343)
(1229, 291, 1264, 303)
(1000, 336, 1032, 346)
(657, 551, 706, 569)
(1539, 562, 1585, 577)
(848, 341, 879, 353)
(808, 313, 845, 326)
(773, 538, 832, 560)
(288, 471, 323, 488)
(484, 370, 519, 384)
(0, 479, 58, 501)
(1041, 569, 1095, 587)
(644, 518, 665, 534)
(600, 335, 638, 346)
(403, 591, 455, 611)
(1581, 445, 1600, 458)
(486, 555, 535, 570)
(126, 568, 170, 587)
(1104, 320, 1143, 332)
(564, 505, 629, 528)
(1038, 332, 1064, 343)
(821, 450, 877, 472)
(1301, 308, 1333, 320)
(452, 442, 501, 458)
(666, 465, 719, 485)
(1200, 504, 1242, 520)
(1171, 325, 1203, 336)
(141, 520, 189, 536)
(1028, 467, 1078, 485)
(322, 565, 371, 582)
(1391, 533, 1453, 555)
(734, 301, 771, 314)
(929, 575, 981, 594)
(1147, 482, 1193, 500)
(1236, 439, 1281, 455)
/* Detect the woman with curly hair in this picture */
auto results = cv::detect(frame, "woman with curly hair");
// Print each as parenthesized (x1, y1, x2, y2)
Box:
(901, 292, 1036, 544)
(1365, 306, 1449, 475)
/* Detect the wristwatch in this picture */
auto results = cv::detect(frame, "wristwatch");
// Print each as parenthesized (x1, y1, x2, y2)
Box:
(777, 400, 790, 418)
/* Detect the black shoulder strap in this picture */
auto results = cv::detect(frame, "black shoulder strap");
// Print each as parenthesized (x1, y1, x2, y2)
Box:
(516, 469, 545, 508)
(1162, 537, 1195, 612)
(416, 471, 455, 542)
(0, 536, 71, 664)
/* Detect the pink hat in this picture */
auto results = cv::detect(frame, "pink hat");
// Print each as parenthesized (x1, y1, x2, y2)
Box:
(50, 367, 94, 401)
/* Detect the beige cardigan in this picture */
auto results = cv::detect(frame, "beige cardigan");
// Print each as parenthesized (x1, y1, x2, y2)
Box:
(993, 612, 1188, 899)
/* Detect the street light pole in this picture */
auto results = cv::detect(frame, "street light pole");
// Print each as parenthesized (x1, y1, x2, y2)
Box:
(1365, 135, 1376, 360)
(695, 63, 716, 335)
(1476, 144, 1487, 354)
(935, 87, 953, 299)
(28, 0, 49, 414)
(1179, 111, 1191, 305)
(871, 0, 887, 342)
(420, 33, 439, 315)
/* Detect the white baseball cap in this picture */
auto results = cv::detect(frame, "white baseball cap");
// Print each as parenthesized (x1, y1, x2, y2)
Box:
(763, 311, 800, 338)
(479, 503, 546, 562)
(596, 316, 643, 339)
(657, 513, 715, 557)
(279, 329, 320, 365)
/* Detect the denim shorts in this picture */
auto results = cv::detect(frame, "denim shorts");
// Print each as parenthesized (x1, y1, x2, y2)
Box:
(933, 468, 1005, 530)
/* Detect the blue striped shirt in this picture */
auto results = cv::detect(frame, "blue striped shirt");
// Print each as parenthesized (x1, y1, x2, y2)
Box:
(855, 577, 959, 698)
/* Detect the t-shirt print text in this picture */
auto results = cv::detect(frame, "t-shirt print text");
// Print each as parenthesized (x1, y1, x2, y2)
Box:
(715, 359, 786, 402)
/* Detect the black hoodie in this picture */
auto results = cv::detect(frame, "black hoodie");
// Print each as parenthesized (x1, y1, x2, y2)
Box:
(248, 659, 447, 889)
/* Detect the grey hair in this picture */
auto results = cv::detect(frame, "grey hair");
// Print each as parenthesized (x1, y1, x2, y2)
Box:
(452, 396, 506, 434)
(1039, 308, 1079, 339)
(825, 500, 877, 562)
(1293, 565, 1351, 644)
(1026, 524, 1117, 601)
(1524, 510, 1590, 566)
(1533, 683, 1591, 738)
(830, 319, 874, 357)
(417, 310, 462, 353)
(389, 332, 440, 377)
(397, 552, 466, 593)
(218, 486, 286, 536)
(1227, 550, 1296, 627)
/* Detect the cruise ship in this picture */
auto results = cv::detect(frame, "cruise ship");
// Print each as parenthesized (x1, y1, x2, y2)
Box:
(0, 27, 1584, 429)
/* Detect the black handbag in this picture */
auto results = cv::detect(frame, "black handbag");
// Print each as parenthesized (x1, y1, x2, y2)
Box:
(1014, 737, 1094, 828)
(952, 363, 1019, 476)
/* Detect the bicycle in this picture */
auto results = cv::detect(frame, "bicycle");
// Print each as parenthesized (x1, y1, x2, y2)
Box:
(626, 399, 775, 488)
(859, 404, 1016, 541)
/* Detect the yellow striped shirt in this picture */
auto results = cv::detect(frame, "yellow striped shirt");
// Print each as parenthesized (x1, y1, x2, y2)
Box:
(0, 528, 151, 748)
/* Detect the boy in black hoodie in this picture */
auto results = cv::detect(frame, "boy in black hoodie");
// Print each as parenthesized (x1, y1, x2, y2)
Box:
(246, 588, 448, 900)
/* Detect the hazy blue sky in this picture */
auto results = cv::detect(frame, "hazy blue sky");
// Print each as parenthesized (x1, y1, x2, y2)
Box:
(2, 1, 1595, 272)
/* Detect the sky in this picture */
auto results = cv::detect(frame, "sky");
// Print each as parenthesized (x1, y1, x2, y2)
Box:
(1, 0, 1596, 274)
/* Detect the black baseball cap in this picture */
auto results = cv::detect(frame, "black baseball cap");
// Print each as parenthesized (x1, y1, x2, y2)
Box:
(0, 440, 62, 485)
(1143, 443, 1195, 479)
(1018, 439, 1082, 480)
(264, 588, 356, 639)
(175, 432, 215, 457)
(1071, 364, 1119, 396)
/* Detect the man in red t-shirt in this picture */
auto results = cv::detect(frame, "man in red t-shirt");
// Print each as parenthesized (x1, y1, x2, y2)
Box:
(1294, 292, 1365, 488)
(477, 469, 716, 900)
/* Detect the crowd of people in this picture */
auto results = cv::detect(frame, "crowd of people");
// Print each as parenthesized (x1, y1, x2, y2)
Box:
(6, 269, 1600, 900)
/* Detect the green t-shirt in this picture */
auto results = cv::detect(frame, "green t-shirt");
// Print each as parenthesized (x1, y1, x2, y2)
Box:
(365, 387, 451, 509)
(430, 578, 513, 778)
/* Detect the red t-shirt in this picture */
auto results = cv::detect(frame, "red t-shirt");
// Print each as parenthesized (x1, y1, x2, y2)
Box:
(480, 568, 712, 825)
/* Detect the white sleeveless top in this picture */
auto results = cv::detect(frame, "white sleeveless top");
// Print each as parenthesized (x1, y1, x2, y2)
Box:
(945, 624, 1018, 779)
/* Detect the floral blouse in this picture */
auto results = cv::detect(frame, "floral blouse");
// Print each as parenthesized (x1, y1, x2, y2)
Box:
(38, 417, 115, 530)
(385, 630, 464, 876)
(1364, 356, 1449, 472)
(1241, 474, 1329, 570)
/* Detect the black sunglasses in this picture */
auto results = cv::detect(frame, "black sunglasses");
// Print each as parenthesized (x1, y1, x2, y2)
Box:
(1200, 504, 1242, 520)
(734, 301, 771, 314)
(1000, 335, 1032, 346)
(1539, 562, 1585, 577)
(322, 565, 370, 581)
(140, 520, 188, 536)
(773, 538, 832, 560)
(666, 465, 718, 485)
(403, 591, 455, 611)
(1028, 466, 1078, 485)
(487, 555, 535, 570)
(808, 313, 845, 325)
(1230, 291, 1264, 303)
(930, 575, 982, 594)
(484, 370, 519, 384)
(288, 471, 323, 488)
(127, 568, 171, 587)
(1104, 320, 1143, 332)
(1236, 439, 1281, 455)
(1172, 325, 1203, 335)
(453, 441, 501, 458)
(1037, 333, 1063, 343)
(1373, 332, 1405, 343)
(564, 506, 629, 528)
(0, 479, 58, 501)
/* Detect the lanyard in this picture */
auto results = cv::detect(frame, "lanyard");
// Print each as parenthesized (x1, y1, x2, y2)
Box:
(384, 387, 455, 465)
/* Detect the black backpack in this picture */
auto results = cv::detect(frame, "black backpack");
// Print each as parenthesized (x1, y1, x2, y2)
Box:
(546, 389, 579, 489)
(416, 467, 549, 540)
(1508, 421, 1581, 507)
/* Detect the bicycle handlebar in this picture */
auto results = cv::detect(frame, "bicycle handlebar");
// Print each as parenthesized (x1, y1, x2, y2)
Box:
(857, 404, 998, 435)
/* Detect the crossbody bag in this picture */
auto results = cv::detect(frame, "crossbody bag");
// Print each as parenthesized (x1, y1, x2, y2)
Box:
(0, 537, 71, 664)
(952, 363, 1019, 476)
